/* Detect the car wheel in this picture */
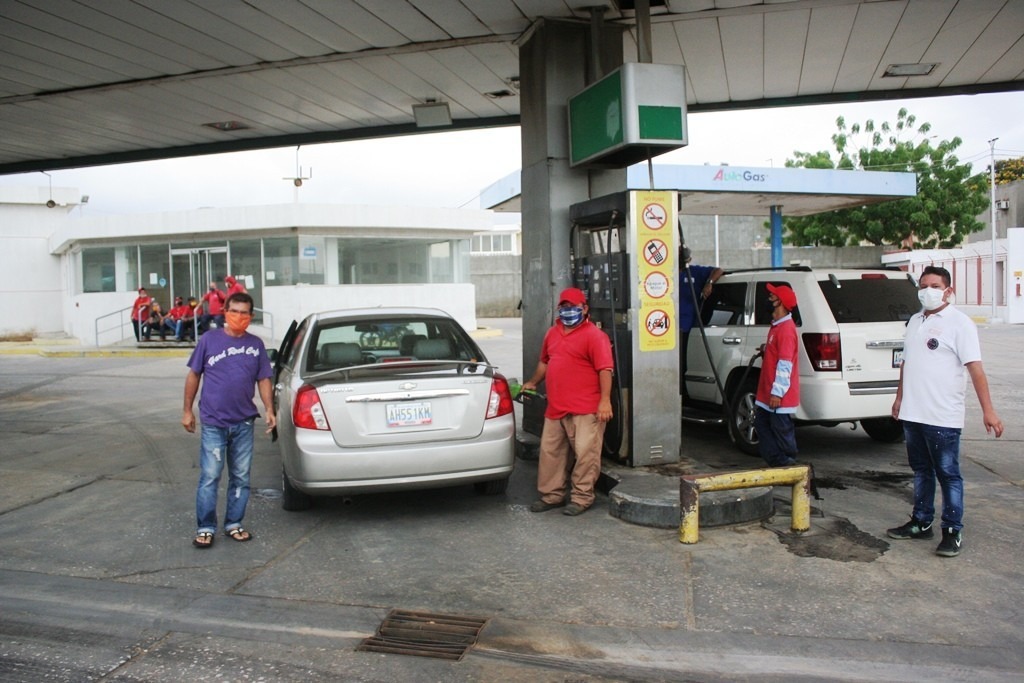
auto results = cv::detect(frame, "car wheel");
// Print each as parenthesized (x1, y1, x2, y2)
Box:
(474, 477, 509, 495)
(861, 417, 904, 443)
(727, 377, 761, 457)
(281, 468, 313, 511)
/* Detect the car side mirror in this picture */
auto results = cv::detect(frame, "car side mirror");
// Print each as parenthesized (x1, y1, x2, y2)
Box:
(267, 348, 279, 363)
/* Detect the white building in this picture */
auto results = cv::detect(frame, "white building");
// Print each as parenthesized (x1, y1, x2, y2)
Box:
(882, 228, 1024, 324)
(1, 186, 490, 344)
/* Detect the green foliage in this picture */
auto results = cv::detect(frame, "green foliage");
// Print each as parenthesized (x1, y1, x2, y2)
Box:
(783, 108, 990, 248)
(994, 156, 1024, 185)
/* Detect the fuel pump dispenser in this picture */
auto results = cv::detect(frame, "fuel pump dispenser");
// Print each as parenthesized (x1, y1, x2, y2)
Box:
(569, 190, 682, 466)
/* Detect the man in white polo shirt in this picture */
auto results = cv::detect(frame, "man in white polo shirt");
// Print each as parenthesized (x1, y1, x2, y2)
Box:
(887, 266, 1004, 557)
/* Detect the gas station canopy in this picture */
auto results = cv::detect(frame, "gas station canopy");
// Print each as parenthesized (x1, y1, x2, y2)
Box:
(481, 164, 917, 216)
(2, 0, 1022, 175)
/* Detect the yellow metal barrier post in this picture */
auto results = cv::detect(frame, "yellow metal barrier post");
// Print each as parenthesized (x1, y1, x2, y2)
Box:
(679, 465, 811, 544)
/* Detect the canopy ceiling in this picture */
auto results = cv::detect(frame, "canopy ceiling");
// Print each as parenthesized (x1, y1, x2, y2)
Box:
(1, 0, 1021, 175)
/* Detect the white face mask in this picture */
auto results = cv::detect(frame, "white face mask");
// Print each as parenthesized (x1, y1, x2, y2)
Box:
(918, 287, 947, 311)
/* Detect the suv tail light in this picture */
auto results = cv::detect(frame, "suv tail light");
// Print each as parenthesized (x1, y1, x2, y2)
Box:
(487, 374, 514, 419)
(803, 333, 841, 371)
(293, 384, 331, 430)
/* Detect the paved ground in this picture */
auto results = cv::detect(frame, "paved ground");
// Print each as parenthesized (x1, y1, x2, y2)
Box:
(1, 319, 1022, 681)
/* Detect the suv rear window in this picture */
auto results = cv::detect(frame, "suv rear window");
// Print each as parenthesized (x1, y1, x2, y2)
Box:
(817, 277, 919, 323)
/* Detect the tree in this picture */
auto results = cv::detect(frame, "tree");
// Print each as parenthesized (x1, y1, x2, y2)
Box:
(994, 156, 1024, 185)
(783, 109, 990, 249)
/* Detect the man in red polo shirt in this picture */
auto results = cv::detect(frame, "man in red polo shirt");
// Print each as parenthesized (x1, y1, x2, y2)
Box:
(754, 283, 801, 467)
(522, 287, 614, 516)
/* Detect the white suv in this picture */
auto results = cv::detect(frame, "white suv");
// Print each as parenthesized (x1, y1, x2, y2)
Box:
(683, 268, 920, 455)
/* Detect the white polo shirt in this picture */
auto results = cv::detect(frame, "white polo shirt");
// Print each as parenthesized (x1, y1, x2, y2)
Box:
(898, 304, 981, 429)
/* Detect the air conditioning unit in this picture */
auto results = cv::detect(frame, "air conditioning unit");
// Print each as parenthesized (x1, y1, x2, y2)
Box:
(995, 199, 1010, 210)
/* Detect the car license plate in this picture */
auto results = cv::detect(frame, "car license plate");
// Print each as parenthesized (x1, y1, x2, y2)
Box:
(386, 401, 432, 427)
(892, 349, 904, 368)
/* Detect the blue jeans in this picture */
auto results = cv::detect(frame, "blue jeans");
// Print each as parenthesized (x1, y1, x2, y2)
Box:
(196, 420, 255, 534)
(903, 421, 963, 531)
(754, 407, 798, 466)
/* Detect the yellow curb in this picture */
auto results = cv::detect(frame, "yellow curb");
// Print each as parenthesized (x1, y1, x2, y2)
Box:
(38, 349, 193, 358)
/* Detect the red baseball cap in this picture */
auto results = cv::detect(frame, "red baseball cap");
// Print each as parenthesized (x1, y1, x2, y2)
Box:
(558, 287, 587, 306)
(766, 283, 797, 310)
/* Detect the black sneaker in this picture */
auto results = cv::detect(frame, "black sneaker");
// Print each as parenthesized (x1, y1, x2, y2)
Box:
(886, 519, 934, 540)
(936, 528, 963, 557)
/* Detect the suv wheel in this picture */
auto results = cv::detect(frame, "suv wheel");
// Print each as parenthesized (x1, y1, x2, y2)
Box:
(860, 417, 904, 443)
(727, 377, 761, 456)
(282, 468, 313, 511)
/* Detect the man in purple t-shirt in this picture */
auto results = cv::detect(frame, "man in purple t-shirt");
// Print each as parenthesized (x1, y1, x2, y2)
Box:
(182, 292, 275, 548)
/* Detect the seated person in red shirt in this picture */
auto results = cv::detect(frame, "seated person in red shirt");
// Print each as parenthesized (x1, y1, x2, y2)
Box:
(168, 296, 197, 341)
(144, 301, 174, 341)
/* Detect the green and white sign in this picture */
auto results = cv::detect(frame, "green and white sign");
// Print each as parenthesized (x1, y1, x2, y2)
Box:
(568, 63, 688, 168)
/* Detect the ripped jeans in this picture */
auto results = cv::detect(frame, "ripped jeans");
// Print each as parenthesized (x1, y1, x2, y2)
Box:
(196, 419, 254, 534)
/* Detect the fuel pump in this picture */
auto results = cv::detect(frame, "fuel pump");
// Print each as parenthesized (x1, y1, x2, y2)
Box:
(569, 190, 682, 466)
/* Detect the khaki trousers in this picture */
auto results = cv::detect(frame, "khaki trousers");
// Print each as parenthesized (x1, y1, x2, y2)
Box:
(537, 414, 605, 508)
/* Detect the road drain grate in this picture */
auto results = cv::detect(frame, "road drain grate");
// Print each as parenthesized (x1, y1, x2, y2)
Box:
(357, 609, 488, 661)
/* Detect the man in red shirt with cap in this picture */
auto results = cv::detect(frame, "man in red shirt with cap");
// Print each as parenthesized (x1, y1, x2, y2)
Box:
(754, 283, 801, 466)
(522, 287, 614, 516)
(131, 288, 152, 342)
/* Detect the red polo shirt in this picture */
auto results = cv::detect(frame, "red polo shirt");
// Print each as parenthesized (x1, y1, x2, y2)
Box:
(539, 319, 614, 419)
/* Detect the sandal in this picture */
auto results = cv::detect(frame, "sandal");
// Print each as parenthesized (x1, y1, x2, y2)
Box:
(192, 531, 214, 549)
(225, 527, 253, 542)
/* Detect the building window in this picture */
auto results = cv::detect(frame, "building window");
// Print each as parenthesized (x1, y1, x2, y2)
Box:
(472, 232, 515, 254)
(81, 247, 116, 293)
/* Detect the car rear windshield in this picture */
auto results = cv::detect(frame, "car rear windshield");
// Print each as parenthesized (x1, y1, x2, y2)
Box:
(305, 316, 483, 373)
(817, 277, 920, 323)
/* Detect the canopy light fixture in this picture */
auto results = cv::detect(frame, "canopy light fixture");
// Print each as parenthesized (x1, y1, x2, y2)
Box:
(41, 170, 55, 208)
(413, 100, 452, 128)
(883, 63, 937, 77)
(203, 120, 250, 131)
(485, 89, 516, 99)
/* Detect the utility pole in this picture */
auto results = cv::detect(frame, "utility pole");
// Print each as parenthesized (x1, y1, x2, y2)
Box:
(988, 138, 998, 322)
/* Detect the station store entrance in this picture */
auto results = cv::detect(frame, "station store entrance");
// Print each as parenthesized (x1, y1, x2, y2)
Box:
(171, 246, 227, 305)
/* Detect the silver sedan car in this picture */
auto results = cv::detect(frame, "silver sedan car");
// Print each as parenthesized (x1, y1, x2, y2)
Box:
(271, 307, 516, 510)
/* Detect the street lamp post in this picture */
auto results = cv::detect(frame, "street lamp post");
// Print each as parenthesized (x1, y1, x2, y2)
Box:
(988, 138, 998, 323)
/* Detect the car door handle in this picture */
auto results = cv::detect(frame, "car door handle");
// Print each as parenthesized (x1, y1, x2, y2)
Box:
(723, 337, 742, 345)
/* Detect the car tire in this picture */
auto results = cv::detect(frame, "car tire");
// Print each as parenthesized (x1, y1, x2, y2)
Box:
(474, 477, 509, 495)
(282, 468, 313, 511)
(860, 417, 904, 443)
(727, 377, 761, 457)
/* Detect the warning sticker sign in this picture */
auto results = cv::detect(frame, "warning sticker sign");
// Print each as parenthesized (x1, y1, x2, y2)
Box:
(645, 308, 671, 336)
(643, 239, 668, 266)
(641, 203, 668, 230)
(643, 271, 669, 299)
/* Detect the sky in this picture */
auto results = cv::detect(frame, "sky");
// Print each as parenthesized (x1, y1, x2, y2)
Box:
(2, 90, 1022, 220)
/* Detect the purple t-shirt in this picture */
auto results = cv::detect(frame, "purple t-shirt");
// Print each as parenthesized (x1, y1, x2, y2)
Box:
(187, 329, 273, 428)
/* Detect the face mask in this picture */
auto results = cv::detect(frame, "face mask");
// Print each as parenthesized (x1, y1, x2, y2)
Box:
(917, 287, 946, 311)
(558, 306, 584, 327)
(224, 311, 251, 334)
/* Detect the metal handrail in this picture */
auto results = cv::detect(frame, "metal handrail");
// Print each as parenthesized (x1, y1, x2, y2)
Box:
(94, 306, 135, 347)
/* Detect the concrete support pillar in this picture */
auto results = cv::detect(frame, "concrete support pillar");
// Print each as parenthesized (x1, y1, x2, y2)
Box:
(770, 205, 783, 268)
(518, 19, 625, 374)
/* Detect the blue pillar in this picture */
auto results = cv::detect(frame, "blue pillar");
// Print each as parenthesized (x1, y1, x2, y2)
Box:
(770, 205, 783, 268)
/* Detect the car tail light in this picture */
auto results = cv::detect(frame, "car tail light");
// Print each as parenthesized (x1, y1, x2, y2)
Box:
(803, 333, 841, 371)
(487, 374, 515, 419)
(293, 384, 331, 430)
